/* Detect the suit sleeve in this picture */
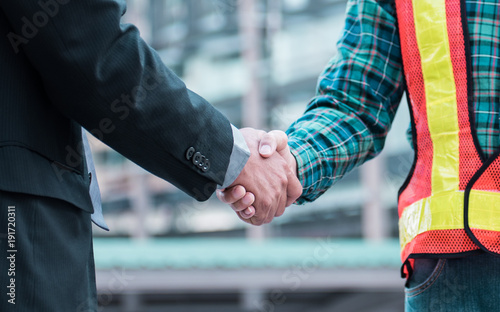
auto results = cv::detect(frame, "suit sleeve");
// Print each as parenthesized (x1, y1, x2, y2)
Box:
(0, 0, 241, 200)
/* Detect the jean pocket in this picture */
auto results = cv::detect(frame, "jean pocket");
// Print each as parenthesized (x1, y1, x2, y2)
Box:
(405, 258, 446, 297)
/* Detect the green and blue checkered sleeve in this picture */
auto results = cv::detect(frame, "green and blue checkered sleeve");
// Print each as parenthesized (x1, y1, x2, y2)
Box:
(287, 0, 405, 204)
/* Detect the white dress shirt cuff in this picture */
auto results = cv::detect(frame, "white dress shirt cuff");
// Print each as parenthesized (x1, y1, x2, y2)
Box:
(219, 125, 250, 189)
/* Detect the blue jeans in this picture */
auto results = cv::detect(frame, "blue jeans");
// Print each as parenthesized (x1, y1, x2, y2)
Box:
(405, 252, 500, 312)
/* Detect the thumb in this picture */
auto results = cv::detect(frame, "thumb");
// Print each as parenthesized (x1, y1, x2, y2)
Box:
(259, 130, 288, 158)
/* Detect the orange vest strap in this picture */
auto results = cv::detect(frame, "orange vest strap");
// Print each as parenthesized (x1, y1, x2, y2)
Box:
(395, 0, 500, 262)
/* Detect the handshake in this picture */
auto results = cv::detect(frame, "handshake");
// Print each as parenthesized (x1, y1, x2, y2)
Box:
(216, 128, 302, 225)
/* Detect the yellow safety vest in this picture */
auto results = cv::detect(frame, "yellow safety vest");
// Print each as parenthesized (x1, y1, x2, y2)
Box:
(396, 0, 500, 273)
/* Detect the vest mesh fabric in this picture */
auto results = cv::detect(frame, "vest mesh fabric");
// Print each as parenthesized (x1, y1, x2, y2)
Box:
(395, 0, 500, 262)
(397, 0, 433, 213)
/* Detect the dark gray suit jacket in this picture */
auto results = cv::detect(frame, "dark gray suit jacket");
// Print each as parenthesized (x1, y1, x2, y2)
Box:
(0, 0, 234, 214)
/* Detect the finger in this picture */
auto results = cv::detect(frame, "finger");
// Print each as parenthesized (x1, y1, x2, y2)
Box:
(262, 183, 287, 224)
(249, 208, 267, 226)
(268, 130, 289, 153)
(216, 185, 246, 204)
(286, 170, 303, 207)
(258, 133, 277, 157)
(274, 194, 287, 217)
(236, 214, 253, 225)
(230, 192, 255, 212)
(235, 209, 255, 225)
(259, 130, 288, 158)
(272, 188, 288, 221)
(239, 206, 255, 219)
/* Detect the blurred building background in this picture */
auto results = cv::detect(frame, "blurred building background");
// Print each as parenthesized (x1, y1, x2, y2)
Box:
(89, 0, 413, 311)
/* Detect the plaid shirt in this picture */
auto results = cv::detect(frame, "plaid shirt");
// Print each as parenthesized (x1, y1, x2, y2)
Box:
(287, 0, 500, 204)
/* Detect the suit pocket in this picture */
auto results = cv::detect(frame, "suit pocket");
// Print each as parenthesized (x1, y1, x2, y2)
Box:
(0, 145, 94, 214)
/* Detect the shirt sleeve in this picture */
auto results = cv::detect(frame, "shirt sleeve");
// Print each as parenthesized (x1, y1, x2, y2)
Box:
(286, 0, 405, 204)
(219, 125, 251, 189)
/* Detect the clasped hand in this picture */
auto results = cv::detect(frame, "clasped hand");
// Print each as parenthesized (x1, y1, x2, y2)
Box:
(216, 128, 302, 225)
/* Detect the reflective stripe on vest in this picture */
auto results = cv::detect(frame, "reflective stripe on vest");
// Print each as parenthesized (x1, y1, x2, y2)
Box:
(396, 0, 500, 263)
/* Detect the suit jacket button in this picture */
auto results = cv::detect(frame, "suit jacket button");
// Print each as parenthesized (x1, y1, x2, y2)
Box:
(186, 147, 196, 160)
(197, 155, 206, 168)
(201, 159, 210, 172)
(192, 152, 202, 166)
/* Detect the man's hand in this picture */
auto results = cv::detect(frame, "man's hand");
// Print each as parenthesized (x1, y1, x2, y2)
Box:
(259, 130, 298, 179)
(216, 185, 256, 220)
(217, 129, 302, 225)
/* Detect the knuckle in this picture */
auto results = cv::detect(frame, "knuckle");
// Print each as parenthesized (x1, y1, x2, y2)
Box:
(280, 176, 288, 188)
(293, 189, 302, 199)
